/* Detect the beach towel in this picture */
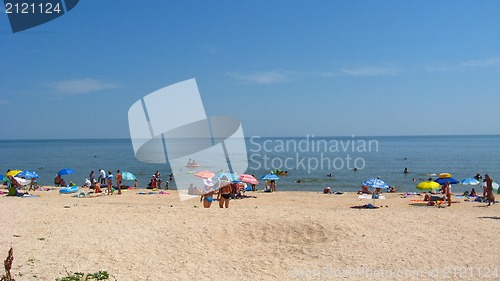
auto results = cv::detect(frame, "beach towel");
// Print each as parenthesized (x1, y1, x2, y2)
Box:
(358, 195, 385, 200)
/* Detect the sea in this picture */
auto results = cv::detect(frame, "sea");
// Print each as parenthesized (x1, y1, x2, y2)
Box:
(1, 135, 499, 194)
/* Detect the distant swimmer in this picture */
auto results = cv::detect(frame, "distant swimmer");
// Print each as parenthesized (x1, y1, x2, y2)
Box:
(404, 167, 409, 174)
(327, 173, 333, 177)
(474, 172, 482, 180)
(353, 168, 358, 172)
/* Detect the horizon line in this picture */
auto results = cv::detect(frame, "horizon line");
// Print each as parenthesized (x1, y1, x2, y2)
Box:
(1, 133, 499, 141)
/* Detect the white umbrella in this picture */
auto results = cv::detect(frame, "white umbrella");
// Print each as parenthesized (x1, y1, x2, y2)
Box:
(482, 182, 499, 190)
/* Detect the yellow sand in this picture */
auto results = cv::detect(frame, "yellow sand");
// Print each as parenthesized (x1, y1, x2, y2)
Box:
(1, 187, 499, 280)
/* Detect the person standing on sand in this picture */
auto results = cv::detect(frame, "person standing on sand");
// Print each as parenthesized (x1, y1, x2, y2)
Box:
(445, 181, 452, 206)
(270, 180, 276, 192)
(155, 171, 162, 190)
(484, 174, 495, 206)
(218, 177, 232, 208)
(99, 169, 106, 184)
(106, 171, 114, 195)
(116, 170, 122, 195)
(89, 171, 95, 189)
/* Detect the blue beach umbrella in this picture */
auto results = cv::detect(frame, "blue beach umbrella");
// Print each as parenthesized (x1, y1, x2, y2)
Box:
(461, 178, 480, 185)
(261, 174, 280, 181)
(121, 171, 136, 181)
(215, 172, 239, 181)
(16, 170, 40, 179)
(362, 178, 389, 189)
(434, 177, 459, 185)
(57, 168, 75, 175)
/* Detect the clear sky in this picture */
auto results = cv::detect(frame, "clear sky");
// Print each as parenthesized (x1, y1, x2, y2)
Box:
(1, 0, 499, 139)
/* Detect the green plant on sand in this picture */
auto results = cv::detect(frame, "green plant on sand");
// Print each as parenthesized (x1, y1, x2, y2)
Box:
(56, 270, 109, 281)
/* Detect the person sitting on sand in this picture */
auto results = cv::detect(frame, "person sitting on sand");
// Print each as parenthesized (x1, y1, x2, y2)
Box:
(7, 176, 21, 196)
(188, 184, 202, 195)
(423, 193, 432, 202)
(54, 174, 64, 187)
(470, 188, 477, 197)
(323, 187, 332, 194)
(94, 181, 102, 193)
(218, 177, 232, 208)
(358, 185, 370, 194)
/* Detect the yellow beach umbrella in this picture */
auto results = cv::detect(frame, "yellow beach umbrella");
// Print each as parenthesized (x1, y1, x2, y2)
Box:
(417, 181, 440, 190)
(6, 170, 22, 177)
(439, 173, 452, 178)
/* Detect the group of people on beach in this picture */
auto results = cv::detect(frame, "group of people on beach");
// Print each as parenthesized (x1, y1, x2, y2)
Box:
(86, 169, 124, 195)
(198, 176, 233, 208)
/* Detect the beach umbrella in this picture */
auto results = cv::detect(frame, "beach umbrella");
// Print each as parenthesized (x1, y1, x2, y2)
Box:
(362, 178, 389, 189)
(6, 170, 22, 177)
(434, 177, 459, 185)
(13, 177, 29, 185)
(461, 178, 480, 185)
(482, 181, 499, 190)
(121, 171, 136, 181)
(16, 170, 40, 179)
(261, 174, 280, 181)
(215, 172, 239, 181)
(195, 170, 215, 179)
(417, 181, 440, 190)
(240, 174, 258, 185)
(57, 168, 75, 175)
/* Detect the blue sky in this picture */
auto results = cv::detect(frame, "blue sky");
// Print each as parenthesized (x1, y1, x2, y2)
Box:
(1, 0, 499, 139)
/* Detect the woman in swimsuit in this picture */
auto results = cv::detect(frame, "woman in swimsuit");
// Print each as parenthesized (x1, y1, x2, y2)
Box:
(200, 178, 215, 208)
(218, 179, 232, 208)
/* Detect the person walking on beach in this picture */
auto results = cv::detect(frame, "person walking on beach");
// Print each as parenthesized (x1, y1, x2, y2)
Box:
(106, 171, 114, 195)
(484, 174, 495, 206)
(116, 170, 122, 195)
(200, 178, 215, 208)
(99, 169, 106, 184)
(218, 177, 232, 208)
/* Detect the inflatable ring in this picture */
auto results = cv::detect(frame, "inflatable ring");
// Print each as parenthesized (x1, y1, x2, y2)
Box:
(439, 173, 452, 178)
(59, 185, 79, 194)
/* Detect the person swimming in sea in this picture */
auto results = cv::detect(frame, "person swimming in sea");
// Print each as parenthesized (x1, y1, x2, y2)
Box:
(404, 167, 409, 174)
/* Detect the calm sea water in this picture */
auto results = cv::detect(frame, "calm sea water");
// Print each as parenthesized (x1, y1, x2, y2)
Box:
(1, 135, 499, 193)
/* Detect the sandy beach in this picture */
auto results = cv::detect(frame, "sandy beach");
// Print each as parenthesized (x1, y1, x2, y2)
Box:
(1, 187, 499, 281)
